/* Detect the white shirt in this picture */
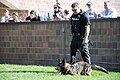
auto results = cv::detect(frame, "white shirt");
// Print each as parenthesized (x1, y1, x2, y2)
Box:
(101, 8, 117, 18)
(1, 15, 11, 22)
(86, 9, 96, 19)
(64, 14, 70, 20)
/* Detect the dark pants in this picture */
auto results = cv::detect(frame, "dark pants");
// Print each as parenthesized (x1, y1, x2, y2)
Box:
(70, 35, 91, 64)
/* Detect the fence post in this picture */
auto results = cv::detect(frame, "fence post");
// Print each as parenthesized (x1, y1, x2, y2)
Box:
(62, 27, 66, 59)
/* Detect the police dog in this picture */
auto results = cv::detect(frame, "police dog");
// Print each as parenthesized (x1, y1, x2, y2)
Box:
(55, 59, 109, 76)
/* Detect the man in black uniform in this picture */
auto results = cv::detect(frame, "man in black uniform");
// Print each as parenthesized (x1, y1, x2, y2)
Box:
(70, 2, 91, 65)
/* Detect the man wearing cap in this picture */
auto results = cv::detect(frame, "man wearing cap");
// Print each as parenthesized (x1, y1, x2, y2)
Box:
(9, 12, 20, 22)
(1, 9, 11, 22)
(98, 1, 117, 18)
(86, 1, 97, 19)
(70, 2, 91, 70)
(52, 3, 64, 21)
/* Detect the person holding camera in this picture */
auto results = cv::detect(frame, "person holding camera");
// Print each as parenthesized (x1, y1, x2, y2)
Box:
(52, 4, 64, 21)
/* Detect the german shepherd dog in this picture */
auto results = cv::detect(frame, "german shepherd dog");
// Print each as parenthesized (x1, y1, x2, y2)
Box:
(55, 59, 109, 76)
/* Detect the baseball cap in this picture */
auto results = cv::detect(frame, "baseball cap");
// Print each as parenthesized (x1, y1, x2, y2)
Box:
(86, 1, 93, 6)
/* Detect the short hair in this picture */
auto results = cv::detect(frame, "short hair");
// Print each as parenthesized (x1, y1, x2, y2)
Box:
(71, 2, 79, 8)
(30, 10, 35, 14)
(64, 9, 69, 14)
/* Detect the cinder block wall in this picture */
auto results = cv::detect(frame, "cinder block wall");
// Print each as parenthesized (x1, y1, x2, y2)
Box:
(90, 18, 120, 69)
(0, 18, 120, 69)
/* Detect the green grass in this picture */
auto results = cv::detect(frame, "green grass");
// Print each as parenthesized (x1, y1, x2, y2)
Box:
(0, 64, 120, 80)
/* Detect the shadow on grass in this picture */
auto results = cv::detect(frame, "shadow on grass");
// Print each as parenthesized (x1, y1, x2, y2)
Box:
(107, 68, 120, 72)
(0, 70, 58, 74)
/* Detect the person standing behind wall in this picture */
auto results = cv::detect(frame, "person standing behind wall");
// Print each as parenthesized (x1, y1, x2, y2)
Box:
(86, 1, 97, 19)
(1, 9, 11, 22)
(52, 4, 64, 21)
(63, 9, 71, 20)
(25, 10, 35, 22)
(9, 12, 20, 22)
(31, 11, 41, 21)
(98, 1, 117, 18)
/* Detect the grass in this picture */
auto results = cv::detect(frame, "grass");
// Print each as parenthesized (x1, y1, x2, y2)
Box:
(0, 64, 120, 80)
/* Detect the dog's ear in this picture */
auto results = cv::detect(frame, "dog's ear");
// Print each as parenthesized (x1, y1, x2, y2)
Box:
(62, 59, 66, 65)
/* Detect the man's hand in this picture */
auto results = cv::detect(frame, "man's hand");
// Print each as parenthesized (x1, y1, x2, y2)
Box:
(82, 25, 90, 44)
(82, 37, 88, 44)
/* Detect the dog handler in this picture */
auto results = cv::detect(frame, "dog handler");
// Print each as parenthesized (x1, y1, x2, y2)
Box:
(70, 2, 91, 65)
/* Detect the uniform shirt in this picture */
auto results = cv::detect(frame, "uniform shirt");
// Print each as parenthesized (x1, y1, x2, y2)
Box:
(101, 8, 117, 18)
(70, 11, 90, 35)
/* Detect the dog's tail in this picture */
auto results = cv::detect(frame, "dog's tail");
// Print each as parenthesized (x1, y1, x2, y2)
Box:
(91, 64, 109, 74)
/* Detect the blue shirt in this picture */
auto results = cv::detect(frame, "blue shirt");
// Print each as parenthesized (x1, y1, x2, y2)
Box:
(101, 8, 117, 18)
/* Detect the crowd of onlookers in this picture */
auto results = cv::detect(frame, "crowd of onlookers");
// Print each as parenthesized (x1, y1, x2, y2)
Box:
(0, 1, 118, 23)
(1, 9, 20, 22)
(53, 1, 117, 21)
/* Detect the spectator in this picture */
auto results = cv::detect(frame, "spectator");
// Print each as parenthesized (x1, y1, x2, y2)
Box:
(18, 13, 24, 22)
(9, 12, 19, 22)
(63, 9, 70, 20)
(86, 1, 97, 19)
(52, 4, 64, 21)
(31, 11, 41, 21)
(26, 10, 35, 22)
(1, 9, 11, 22)
(98, 1, 117, 18)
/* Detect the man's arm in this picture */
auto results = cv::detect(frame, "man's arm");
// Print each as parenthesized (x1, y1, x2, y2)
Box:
(82, 12, 91, 44)
(56, 13, 65, 20)
(82, 25, 90, 44)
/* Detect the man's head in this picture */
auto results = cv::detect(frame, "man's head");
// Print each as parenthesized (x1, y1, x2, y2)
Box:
(64, 9, 69, 15)
(71, 2, 80, 14)
(12, 12, 18, 19)
(30, 10, 35, 17)
(53, 4, 59, 11)
(104, 1, 110, 10)
(4, 9, 9, 16)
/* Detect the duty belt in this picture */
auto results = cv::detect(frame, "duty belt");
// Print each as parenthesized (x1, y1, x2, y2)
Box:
(72, 33, 81, 36)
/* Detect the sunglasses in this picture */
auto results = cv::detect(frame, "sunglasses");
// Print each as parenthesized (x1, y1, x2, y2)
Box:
(87, 4, 91, 6)
(72, 9, 77, 12)
(54, 7, 57, 9)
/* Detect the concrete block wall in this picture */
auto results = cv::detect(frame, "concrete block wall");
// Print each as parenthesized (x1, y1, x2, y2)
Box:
(0, 21, 66, 65)
(0, 18, 120, 69)
(90, 18, 120, 69)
